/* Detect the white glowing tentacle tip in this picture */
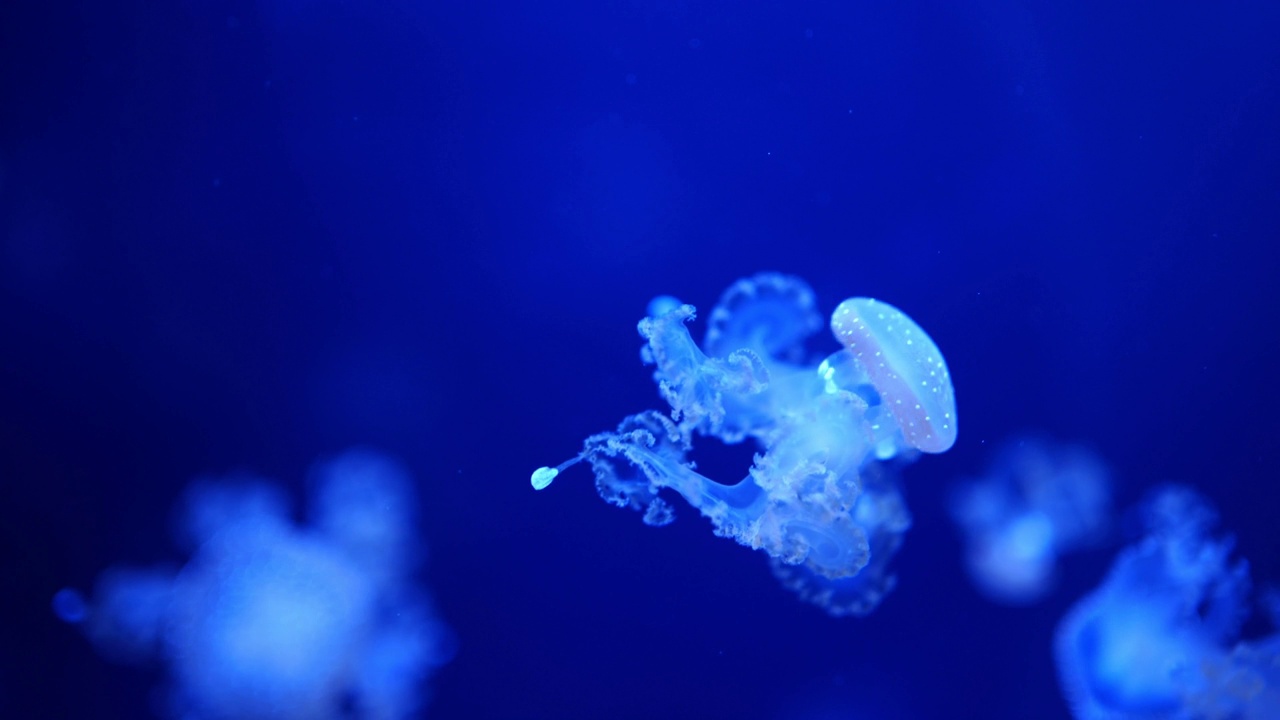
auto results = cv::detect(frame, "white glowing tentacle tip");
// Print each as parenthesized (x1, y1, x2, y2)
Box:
(531, 466, 559, 490)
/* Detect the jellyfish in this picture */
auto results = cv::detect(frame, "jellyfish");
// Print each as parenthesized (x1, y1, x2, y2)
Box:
(532, 273, 957, 615)
(54, 449, 454, 719)
(1054, 486, 1280, 719)
(949, 437, 1113, 604)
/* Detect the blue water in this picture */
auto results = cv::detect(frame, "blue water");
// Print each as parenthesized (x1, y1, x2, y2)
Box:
(3, 1, 1279, 718)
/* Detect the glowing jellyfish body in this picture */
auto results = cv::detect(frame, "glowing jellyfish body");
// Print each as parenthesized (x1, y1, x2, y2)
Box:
(950, 437, 1112, 604)
(830, 298, 956, 454)
(54, 449, 453, 719)
(1054, 486, 1280, 719)
(166, 521, 378, 718)
(532, 273, 958, 616)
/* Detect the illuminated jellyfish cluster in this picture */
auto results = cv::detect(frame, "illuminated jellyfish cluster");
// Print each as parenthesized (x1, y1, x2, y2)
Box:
(53, 449, 454, 720)
(949, 437, 1113, 604)
(532, 273, 957, 616)
(1055, 486, 1280, 719)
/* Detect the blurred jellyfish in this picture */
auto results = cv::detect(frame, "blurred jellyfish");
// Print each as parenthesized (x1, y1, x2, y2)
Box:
(532, 273, 957, 616)
(949, 437, 1112, 604)
(1055, 486, 1280, 719)
(55, 449, 453, 719)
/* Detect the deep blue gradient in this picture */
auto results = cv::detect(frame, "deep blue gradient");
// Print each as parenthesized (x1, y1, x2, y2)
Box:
(2, 1, 1279, 718)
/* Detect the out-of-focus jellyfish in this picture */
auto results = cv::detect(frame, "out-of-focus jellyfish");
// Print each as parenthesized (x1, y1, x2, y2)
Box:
(949, 437, 1112, 604)
(1055, 486, 1280, 719)
(532, 273, 957, 616)
(54, 449, 454, 719)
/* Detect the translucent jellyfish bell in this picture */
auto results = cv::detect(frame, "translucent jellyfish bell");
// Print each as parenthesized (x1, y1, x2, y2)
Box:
(830, 298, 957, 453)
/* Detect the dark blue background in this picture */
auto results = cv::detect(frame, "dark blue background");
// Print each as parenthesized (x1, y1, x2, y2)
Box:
(3, 1, 1278, 718)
